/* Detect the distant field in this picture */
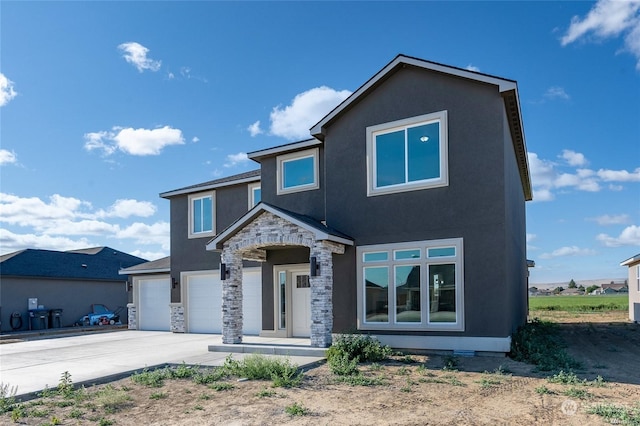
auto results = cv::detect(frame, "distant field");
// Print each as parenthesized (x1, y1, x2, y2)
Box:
(529, 294, 628, 312)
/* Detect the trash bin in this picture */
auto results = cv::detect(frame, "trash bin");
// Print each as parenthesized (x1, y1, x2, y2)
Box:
(49, 309, 63, 328)
(29, 309, 50, 330)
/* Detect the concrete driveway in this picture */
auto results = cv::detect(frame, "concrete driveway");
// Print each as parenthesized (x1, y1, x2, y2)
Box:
(0, 330, 322, 399)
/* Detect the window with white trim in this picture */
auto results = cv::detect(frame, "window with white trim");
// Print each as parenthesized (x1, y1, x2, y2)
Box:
(277, 148, 319, 195)
(188, 192, 214, 238)
(357, 238, 464, 331)
(248, 182, 261, 208)
(367, 111, 448, 196)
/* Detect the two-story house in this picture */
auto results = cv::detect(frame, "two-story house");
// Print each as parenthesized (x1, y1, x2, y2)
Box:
(126, 54, 532, 353)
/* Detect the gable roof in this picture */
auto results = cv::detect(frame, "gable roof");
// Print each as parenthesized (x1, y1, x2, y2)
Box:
(160, 169, 260, 198)
(0, 247, 147, 281)
(119, 256, 171, 275)
(309, 54, 532, 201)
(206, 202, 354, 251)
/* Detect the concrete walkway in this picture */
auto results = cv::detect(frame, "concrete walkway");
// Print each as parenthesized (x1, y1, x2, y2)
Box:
(0, 330, 324, 399)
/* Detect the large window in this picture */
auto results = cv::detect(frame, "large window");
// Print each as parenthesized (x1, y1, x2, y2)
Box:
(367, 111, 448, 196)
(277, 148, 319, 195)
(357, 238, 464, 331)
(188, 192, 214, 238)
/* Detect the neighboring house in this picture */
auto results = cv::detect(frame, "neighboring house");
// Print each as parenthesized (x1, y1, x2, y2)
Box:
(0, 247, 146, 332)
(560, 288, 584, 296)
(600, 283, 629, 294)
(620, 254, 640, 323)
(130, 54, 531, 353)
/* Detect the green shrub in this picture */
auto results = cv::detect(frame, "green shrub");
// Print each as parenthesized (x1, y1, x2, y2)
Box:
(0, 382, 18, 415)
(223, 354, 302, 387)
(130, 368, 171, 388)
(193, 368, 226, 385)
(587, 403, 640, 425)
(327, 334, 392, 364)
(285, 402, 309, 416)
(509, 318, 581, 371)
(327, 352, 359, 376)
(171, 362, 198, 379)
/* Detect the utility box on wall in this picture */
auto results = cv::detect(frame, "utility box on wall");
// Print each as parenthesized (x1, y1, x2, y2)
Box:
(28, 298, 38, 310)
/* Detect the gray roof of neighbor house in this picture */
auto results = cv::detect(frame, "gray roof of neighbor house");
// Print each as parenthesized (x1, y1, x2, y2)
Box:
(160, 169, 260, 198)
(119, 256, 171, 275)
(0, 247, 147, 281)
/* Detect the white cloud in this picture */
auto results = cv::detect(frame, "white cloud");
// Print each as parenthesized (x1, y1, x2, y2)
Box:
(192, 136, 200, 143)
(84, 126, 184, 156)
(248, 120, 263, 137)
(96, 199, 156, 219)
(561, 0, 640, 70)
(588, 214, 631, 226)
(118, 42, 161, 72)
(596, 224, 640, 247)
(597, 167, 640, 182)
(465, 64, 480, 72)
(528, 150, 639, 201)
(544, 86, 570, 101)
(527, 233, 539, 250)
(0, 192, 169, 255)
(0, 149, 17, 165)
(561, 149, 587, 166)
(0, 73, 18, 107)
(269, 86, 352, 140)
(130, 250, 167, 261)
(224, 152, 249, 168)
(539, 246, 597, 259)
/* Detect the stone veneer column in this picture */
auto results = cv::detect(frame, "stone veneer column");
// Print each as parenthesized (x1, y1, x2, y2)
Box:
(170, 303, 185, 333)
(126, 303, 137, 330)
(310, 241, 335, 348)
(221, 248, 243, 344)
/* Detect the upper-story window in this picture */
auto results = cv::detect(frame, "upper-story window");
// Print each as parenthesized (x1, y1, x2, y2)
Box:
(188, 192, 214, 238)
(277, 148, 319, 195)
(248, 182, 261, 208)
(367, 111, 448, 196)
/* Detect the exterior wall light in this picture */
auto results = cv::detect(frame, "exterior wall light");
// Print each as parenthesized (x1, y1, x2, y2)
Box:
(220, 263, 230, 280)
(310, 256, 320, 277)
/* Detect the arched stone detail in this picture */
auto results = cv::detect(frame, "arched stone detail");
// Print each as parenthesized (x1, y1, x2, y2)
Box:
(220, 211, 344, 347)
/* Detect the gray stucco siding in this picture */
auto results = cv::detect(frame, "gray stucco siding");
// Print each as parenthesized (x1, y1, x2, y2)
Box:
(320, 66, 524, 338)
(258, 151, 326, 222)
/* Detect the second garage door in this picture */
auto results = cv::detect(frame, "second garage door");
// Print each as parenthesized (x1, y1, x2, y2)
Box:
(185, 269, 262, 334)
(138, 277, 171, 331)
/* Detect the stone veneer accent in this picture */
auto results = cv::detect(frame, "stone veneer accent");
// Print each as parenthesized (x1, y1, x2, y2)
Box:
(221, 211, 345, 348)
(170, 303, 185, 333)
(127, 303, 136, 330)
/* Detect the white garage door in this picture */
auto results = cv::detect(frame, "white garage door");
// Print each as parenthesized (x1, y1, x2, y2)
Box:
(186, 269, 262, 335)
(138, 277, 171, 331)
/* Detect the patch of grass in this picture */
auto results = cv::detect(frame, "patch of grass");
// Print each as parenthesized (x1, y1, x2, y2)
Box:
(396, 366, 411, 376)
(285, 402, 309, 417)
(68, 408, 84, 419)
(369, 362, 384, 371)
(563, 387, 592, 399)
(548, 370, 584, 385)
(149, 391, 167, 400)
(57, 371, 74, 398)
(535, 385, 553, 394)
(477, 377, 503, 389)
(49, 416, 62, 425)
(334, 374, 387, 386)
(193, 368, 226, 385)
(509, 318, 581, 371)
(11, 405, 25, 422)
(93, 385, 132, 413)
(130, 367, 171, 388)
(223, 354, 302, 387)
(529, 295, 628, 312)
(171, 362, 198, 379)
(0, 382, 18, 415)
(193, 404, 204, 411)
(587, 403, 640, 425)
(256, 388, 277, 398)
(29, 407, 50, 417)
(98, 418, 114, 426)
(208, 382, 234, 391)
(441, 374, 466, 387)
(398, 354, 418, 364)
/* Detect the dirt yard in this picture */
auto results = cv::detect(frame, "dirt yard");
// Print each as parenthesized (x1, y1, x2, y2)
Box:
(5, 311, 639, 425)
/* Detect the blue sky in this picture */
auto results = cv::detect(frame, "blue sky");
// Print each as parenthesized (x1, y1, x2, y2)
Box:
(1, 1, 639, 284)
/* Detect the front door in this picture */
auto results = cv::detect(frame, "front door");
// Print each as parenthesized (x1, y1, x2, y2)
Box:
(291, 271, 311, 337)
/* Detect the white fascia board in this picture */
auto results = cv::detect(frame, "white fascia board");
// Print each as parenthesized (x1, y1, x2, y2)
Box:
(160, 175, 260, 198)
(621, 254, 640, 266)
(247, 139, 321, 160)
